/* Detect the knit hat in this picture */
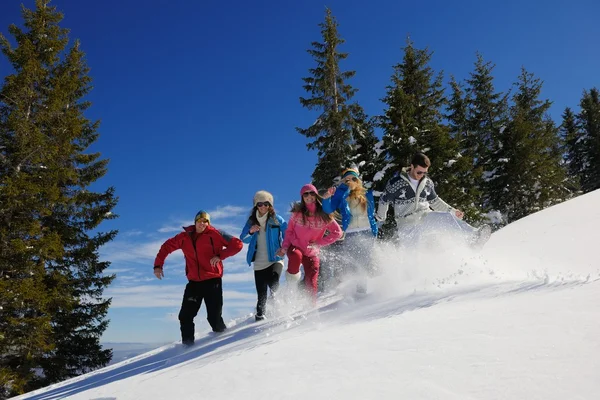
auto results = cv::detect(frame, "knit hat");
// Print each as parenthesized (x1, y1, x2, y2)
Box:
(341, 167, 360, 180)
(300, 183, 318, 196)
(253, 190, 274, 207)
(194, 210, 210, 224)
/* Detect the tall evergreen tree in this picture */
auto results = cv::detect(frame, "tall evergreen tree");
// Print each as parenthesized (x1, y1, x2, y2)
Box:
(446, 76, 485, 222)
(560, 107, 583, 192)
(379, 40, 460, 195)
(297, 8, 367, 189)
(347, 111, 385, 188)
(377, 39, 459, 237)
(463, 54, 509, 217)
(0, 1, 117, 396)
(486, 68, 567, 223)
(578, 88, 600, 192)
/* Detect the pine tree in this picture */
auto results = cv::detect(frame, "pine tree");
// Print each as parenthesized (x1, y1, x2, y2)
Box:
(297, 8, 365, 189)
(0, 1, 117, 396)
(578, 88, 600, 192)
(486, 68, 568, 223)
(348, 111, 385, 188)
(560, 107, 583, 192)
(446, 76, 485, 222)
(377, 39, 459, 237)
(463, 54, 509, 220)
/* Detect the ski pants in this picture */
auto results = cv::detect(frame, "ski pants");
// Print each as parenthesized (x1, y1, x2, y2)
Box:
(178, 278, 226, 342)
(254, 263, 281, 317)
(339, 230, 376, 290)
(287, 246, 320, 298)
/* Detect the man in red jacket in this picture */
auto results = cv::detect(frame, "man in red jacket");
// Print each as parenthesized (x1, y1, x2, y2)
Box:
(153, 210, 243, 346)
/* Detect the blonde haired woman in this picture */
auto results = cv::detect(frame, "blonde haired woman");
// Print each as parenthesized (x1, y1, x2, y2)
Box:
(322, 167, 378, 295)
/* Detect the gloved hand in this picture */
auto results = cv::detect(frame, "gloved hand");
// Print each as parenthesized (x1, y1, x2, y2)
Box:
(154, 266, 164, 280)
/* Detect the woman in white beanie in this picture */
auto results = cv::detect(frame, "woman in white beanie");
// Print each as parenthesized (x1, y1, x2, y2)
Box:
(240, 190, 287, 321)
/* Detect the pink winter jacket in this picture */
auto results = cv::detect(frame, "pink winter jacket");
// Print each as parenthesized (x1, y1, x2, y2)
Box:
(281, 212, 342, 256)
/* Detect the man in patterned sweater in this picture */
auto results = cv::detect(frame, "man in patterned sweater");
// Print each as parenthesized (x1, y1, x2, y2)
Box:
(376, 152, 490, 247)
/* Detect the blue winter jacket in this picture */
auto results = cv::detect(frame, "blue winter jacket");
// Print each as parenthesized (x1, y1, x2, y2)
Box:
(322, 183, 378, 237)
(240, 214, 287, 266)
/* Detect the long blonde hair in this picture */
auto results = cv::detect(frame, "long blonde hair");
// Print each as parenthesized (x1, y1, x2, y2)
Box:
(348, 180, 368, 212)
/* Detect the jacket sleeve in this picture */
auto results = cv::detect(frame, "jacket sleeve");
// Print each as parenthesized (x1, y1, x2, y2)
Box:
(281, 215, 296, 251)
(376, 194, 390, 222)
(279, 216, 288, 244)
(315, 219, 343, 247)
(240, 220, 253, 244)
(154, 234, 183, 267)
(322, 184, 347, 214)
(426, 180, 455, 213)
(376, 179, 394, 221)
(217, 230, 244, 260)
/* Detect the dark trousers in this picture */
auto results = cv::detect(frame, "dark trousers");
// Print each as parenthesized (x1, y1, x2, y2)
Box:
(254, 264, 280, 317)
(178, 278, 226, 343)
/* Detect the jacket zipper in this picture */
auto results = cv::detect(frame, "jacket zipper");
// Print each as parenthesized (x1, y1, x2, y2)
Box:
(190, 231, 202, 279)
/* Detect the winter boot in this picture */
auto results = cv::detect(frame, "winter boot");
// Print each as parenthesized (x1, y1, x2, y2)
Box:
(286, 271, 301, 288)
(182, 338, 195, 348)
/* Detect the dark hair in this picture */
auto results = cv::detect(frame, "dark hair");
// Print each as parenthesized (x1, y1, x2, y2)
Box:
(411, 152, 431, 168)
(290, 194, 332, 223)
(247, 204, 277, 226)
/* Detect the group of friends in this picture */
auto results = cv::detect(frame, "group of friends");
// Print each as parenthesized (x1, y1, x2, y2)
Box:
(153, 153, 492, 346)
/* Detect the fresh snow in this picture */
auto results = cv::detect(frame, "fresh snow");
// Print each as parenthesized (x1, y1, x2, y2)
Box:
(12, 190, 600, 400)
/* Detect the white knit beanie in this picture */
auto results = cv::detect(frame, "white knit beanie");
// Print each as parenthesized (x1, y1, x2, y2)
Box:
(253, 190, 274, 207)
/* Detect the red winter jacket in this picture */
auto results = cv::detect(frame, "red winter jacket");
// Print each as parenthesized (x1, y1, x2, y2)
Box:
(154, 225, 243, 282)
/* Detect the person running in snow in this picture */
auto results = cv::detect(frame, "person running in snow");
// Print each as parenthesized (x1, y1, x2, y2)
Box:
(276, 184, 343, 300)
(322, 167, 379, 295)
(153, 210, 243, 346)
(376, 152, 491, 247)
(240, 191, 287, 321)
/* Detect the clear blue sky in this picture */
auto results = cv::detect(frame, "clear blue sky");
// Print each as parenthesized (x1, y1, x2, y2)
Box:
(1, 0, 598, 343)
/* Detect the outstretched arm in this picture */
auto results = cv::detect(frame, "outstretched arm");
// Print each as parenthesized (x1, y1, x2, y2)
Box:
(154, 235, 183, 268)
(426, 182, 462, 217)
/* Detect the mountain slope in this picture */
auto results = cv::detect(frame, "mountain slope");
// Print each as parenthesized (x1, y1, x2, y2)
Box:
(13, 191, 600, 400)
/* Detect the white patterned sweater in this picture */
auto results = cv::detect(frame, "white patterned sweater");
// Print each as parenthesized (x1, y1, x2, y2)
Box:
(376, 172, 455, 226)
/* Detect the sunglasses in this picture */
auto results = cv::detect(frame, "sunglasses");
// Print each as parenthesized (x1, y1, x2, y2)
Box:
(343, 176, 359, 184)
(195, 218, 209, 224)
(415, 171, 427, 176)
(256, 202, 271, 208)
(302, 191, 317, 197)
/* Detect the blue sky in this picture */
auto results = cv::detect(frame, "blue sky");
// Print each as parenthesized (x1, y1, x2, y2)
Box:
(1, 0, 598, 343)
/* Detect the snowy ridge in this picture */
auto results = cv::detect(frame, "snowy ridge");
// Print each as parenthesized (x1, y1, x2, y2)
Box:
(12, 190, 600, 400)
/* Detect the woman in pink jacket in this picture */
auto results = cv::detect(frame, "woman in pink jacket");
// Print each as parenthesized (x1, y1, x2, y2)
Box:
(276, 184, 342, 298)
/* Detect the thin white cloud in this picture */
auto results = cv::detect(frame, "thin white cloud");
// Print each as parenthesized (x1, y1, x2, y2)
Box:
(223, 271, 254, 283)
(157, 225, 185, 233)
(106, 284, 255, 308)
(104, 267, 135, 274)
(122, 230, 144, 237)
(101, 239, 171, 263)
(208, 205, 247, 220)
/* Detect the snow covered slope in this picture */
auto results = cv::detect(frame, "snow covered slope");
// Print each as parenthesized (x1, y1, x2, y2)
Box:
(13, 191, 600, 400)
